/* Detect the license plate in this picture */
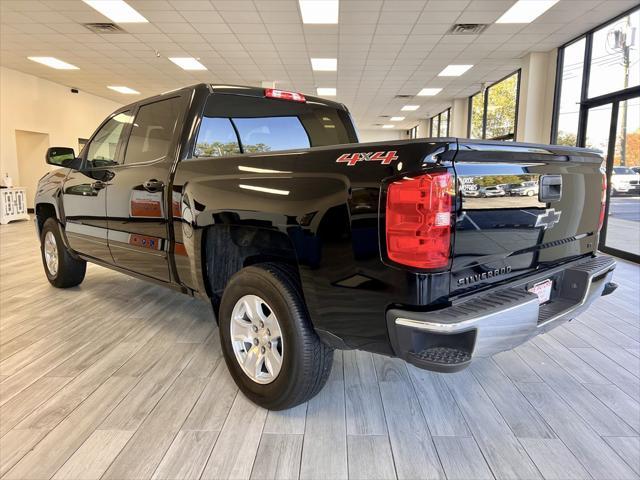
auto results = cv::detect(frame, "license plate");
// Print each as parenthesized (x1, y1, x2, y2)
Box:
(529, 279, 553, 304)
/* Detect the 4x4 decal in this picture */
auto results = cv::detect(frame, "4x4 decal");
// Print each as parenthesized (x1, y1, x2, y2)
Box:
(336, 151, 398, 166)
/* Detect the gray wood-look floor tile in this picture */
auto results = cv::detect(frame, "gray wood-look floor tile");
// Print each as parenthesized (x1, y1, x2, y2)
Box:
(517, 381, 638, 480)
(347, 435, 397, 480)
(52, 429, 134, 480)
(2, 219, 640, 480)
(152, 430, 219, 480)
(251, 433, 303, 480)
(200, 393, 268, 480)
(300, 378, 348, 480)
(603, 437, 640, 476)
(343, 350, 386, 435)
(433, 436, 494, 480)
(518, 438, 591, 480)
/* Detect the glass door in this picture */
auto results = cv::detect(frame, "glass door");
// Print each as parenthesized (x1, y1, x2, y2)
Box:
(583, 97, 640, 261)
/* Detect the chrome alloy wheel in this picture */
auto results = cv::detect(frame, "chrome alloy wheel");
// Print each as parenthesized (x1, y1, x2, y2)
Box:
(230, 294, 284, 384)
(44, 231, 58, 276)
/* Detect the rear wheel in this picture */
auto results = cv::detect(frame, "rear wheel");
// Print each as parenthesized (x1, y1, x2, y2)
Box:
(40, 218, 86, 288)
(219, 263, 333, 410)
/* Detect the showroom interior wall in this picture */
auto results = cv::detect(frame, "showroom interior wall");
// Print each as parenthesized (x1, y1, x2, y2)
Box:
(0, 66, 122, 197)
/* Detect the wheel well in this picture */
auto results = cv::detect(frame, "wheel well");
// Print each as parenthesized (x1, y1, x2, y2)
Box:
(202, 225, 300, 301)
(35, 203, 57, 233)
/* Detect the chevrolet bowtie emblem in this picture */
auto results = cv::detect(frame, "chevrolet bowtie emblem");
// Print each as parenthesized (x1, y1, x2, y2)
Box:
(535, 208, 562, 230)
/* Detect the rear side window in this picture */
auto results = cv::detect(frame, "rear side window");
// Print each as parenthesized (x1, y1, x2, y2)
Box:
(195, 117, 241, 157)
(194, 92, 356, 157)
(124, 96, 182, 164)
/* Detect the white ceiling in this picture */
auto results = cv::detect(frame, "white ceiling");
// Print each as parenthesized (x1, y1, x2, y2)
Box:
(0, 0, 636, 129)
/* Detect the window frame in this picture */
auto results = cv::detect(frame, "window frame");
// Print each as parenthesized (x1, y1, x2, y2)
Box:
(429, 108, 450, 138)
(122, 95, 184, 166)
(551, 5, 640, 144)
(467, 69, 521, 141)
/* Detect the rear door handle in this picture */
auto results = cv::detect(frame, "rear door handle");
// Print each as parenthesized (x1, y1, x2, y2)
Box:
(143, 179, 165, 192)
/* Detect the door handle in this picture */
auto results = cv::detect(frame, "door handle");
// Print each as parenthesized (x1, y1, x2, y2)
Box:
(91, 180, 108, 190)
(539, 175, 562, 202)
(143, 179, 165, 192)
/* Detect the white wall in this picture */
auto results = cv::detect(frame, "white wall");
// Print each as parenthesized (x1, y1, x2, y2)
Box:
(358, 129, 406, 143)
(0, 67, 122, 193)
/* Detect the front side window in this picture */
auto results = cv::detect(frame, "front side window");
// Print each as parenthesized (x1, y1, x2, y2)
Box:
(86, 111, 132, 167)
(124, 97, 182, 165)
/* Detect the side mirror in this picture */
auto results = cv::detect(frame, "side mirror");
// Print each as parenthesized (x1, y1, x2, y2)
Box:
(46, 147, 76, 167)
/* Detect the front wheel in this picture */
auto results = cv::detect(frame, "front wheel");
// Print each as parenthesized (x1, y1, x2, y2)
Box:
(40, 218, 86, 288)
(218, 263, 333, 410)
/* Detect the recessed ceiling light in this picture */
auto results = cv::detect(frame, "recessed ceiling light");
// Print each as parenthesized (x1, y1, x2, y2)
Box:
(496, 0, 559, 24)
(299, 0, 339, 24)
(438, 64, 473, 76)
(317, 87, 336, 96)
(390, 116, 405, 121)
(169, 57, 207, 71)
(311, 58, 337, 71)
(27, 56, 79, 70)
(382, 124, 394, 129)
(107, 85, 139, 94)
(401, 105, 420, 111)
(82, 0, 148, 23)
(417, 88, 442, 96)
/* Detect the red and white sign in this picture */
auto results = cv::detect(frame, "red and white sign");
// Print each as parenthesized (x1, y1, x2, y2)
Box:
(336, 151, 398, 166)
(528, 279, 553, 304)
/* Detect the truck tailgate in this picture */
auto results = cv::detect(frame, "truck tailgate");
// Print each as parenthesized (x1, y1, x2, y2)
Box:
(451, 141, 604, 297)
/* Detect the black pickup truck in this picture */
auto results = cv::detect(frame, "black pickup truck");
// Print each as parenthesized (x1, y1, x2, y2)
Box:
(36, 83, 616, 409)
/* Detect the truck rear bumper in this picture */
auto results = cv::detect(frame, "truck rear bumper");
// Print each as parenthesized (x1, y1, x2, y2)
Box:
(387, 255, 616, 373)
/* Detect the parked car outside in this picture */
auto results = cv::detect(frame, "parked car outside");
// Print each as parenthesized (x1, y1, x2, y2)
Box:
(480, 185, 506, 197)
(511, 181, 540, 197)
(611, 167, 640, 195)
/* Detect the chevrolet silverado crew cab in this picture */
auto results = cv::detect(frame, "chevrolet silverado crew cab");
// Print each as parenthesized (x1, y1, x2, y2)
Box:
(36, 83, 617, 409)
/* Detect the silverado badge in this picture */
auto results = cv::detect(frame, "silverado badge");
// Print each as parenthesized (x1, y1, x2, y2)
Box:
(336, 151, 398, 166)
(535, 208, 562, 230)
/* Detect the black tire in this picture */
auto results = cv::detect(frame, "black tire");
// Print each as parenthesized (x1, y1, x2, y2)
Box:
(40, 218, 86, 288)
(219, 262, 333, 410)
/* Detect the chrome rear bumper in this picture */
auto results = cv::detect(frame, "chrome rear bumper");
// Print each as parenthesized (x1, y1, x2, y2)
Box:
(387, 255, 616, 372)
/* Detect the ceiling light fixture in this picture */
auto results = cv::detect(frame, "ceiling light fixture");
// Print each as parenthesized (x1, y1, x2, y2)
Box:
(317, 87, 336, 96)
(311, 58, 337, 71)
(438, 64, 473, 76)
(107, 85, 139, 94)
(382, 124, 394, 129)
(299, 0, 339, 24)
(401, 105, 420, 111)
(27, 57, 79, 70)
(82, 0, 148, 23)
(169, 57, 207, 70)
(390, 116, 405, 121)
(417, 88, 442, 96)
(496, 0, 559, 24)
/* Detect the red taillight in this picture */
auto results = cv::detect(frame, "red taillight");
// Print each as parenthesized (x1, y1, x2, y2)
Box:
(265, 88, 306, 102)
(385, 171, 453, 270)
(598, 171, 607, 231)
